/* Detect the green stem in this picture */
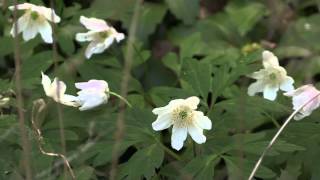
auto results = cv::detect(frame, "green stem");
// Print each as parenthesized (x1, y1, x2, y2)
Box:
(159, 142, 182, 161)
(109, 91, 132, 108)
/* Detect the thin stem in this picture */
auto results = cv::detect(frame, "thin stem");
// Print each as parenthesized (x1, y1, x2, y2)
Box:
(109, 91, 132, 108)
(109, 0, 143, 179)
(248, 93, 320, 180)
(12, 1, 32, 179)
(159, 142, 182, 161)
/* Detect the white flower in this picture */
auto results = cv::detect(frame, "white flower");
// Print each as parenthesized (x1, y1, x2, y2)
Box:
(75, 16, 125, 59)
(284, 85, 320, 120)
(41, 72, 78, 107)
(75, 80, 110, 111)
(9, 3, 60, 43)
(248, 50, 295, 101)
(152, 96, 212, 151)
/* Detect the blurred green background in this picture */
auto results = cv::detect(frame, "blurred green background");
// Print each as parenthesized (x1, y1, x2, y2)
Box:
(1, 0, 320, 179)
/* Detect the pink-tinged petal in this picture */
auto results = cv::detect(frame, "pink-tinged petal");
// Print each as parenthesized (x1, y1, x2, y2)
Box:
(285, 84, 320, 120)
(280, 76, 294, 92)
(248, 81, 265, 96)
(80, 16, 109, 31)
(263, 85, 278, 101)
(8, 3, 34, 11)
(194, 111, 212, 130)
(35, 6, 60, 23)
(75, 80, 108, 92)
(171, 125, 188, 150)
(152, 113, 172, 131)
(262, 50, 279, 68)
(185, 96, 200, 110)
(188, 125, 206, 144)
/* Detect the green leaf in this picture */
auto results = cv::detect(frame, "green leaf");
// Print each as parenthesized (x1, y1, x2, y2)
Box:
(118, 144, 164, 179)
(165, 0, 199, 25)
(180, 58, 212, 100)
(226, 2, 267, 36)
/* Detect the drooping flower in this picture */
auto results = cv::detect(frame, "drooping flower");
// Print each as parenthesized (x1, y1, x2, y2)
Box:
(248, 50, 295, 101)
(41, 72, 78, 107)
(284, 84, 320, 120)
(75, 16, 125, 59)
(152, 96, 212, 151)
(9, 3, 60, 43)
(75, 80, 110, 111)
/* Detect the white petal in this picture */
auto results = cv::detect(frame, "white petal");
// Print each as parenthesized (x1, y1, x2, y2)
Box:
(50, 78, 67, 100)
(171, 126, 188, 150)
(250, 69, 268, 80)
(75, 80, 108, 92)
(75, 31, 97, 42)
(103, 37, 114, 49)
(194, 111, 212, 130)
(280, 76, 294, 92)
(185, 96, 200, 110)
(60, 94, 79, 107)
(85, 42, 106, 59)
(36, 6, 60, 23)
(80, 16, 109, 31)
(263, 85, 279, 101)
(262, 50, 279, 68)
(114, 32, 125, 42)
(10, 13, 30, 37)
(22, 20, 38, 41)
(152, 113, 172, 131)
(248, 81, 265, 96)
(41, 72, 52, 96)
(38, 20, 53, 43)
(188, 125, 206, 144)
(8, 3, 34, 11)
(77, 92, 107, 111)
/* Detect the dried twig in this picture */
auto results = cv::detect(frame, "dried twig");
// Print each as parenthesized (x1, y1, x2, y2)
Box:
(248, 93, 320, 180)
(31, 99, 76, 180)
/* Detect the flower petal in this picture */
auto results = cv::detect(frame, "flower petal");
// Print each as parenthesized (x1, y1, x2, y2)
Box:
(10, 13, 30, 37)
(8, 3, 34, 11)
(185, 96, 200, 110)
(75, 31, 97, 42)
(280, 76, 294, 92)
(248, 81, 265, 96)
(152, 113, 172, 131)
(77, 92, 107, 111)
(171, 125, 187, 150)
(103, 37, 114, 49)
(263, 85, 278, 101)
(75, 80, 108, 92)
(188, 125, 206, 144)
(41, 72, 52, 96)
(80, 16, 109, 31)
(22, 21, 38, 41)
(194, 111, 212, 130)
(85, 41, 106, 59)
(262, 50, 279, 68)
(38, 20, 52, 43)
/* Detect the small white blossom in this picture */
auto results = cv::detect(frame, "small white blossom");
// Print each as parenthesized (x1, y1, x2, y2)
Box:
(41, 72, 78, 107)
(76, 16, 125, 59)
(284, 85, 320, 120)
(9, 3, 60, 43)
(75, 80, 110, 111)
(248, 50, 294, 101)
(152, 96, 212, 151)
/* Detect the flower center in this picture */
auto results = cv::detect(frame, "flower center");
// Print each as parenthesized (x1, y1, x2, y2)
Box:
(31, 11, 39, 20)
(171, 105, 194, 128)
(99, 31, 110, 39)
(269, 73, 277, 80)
